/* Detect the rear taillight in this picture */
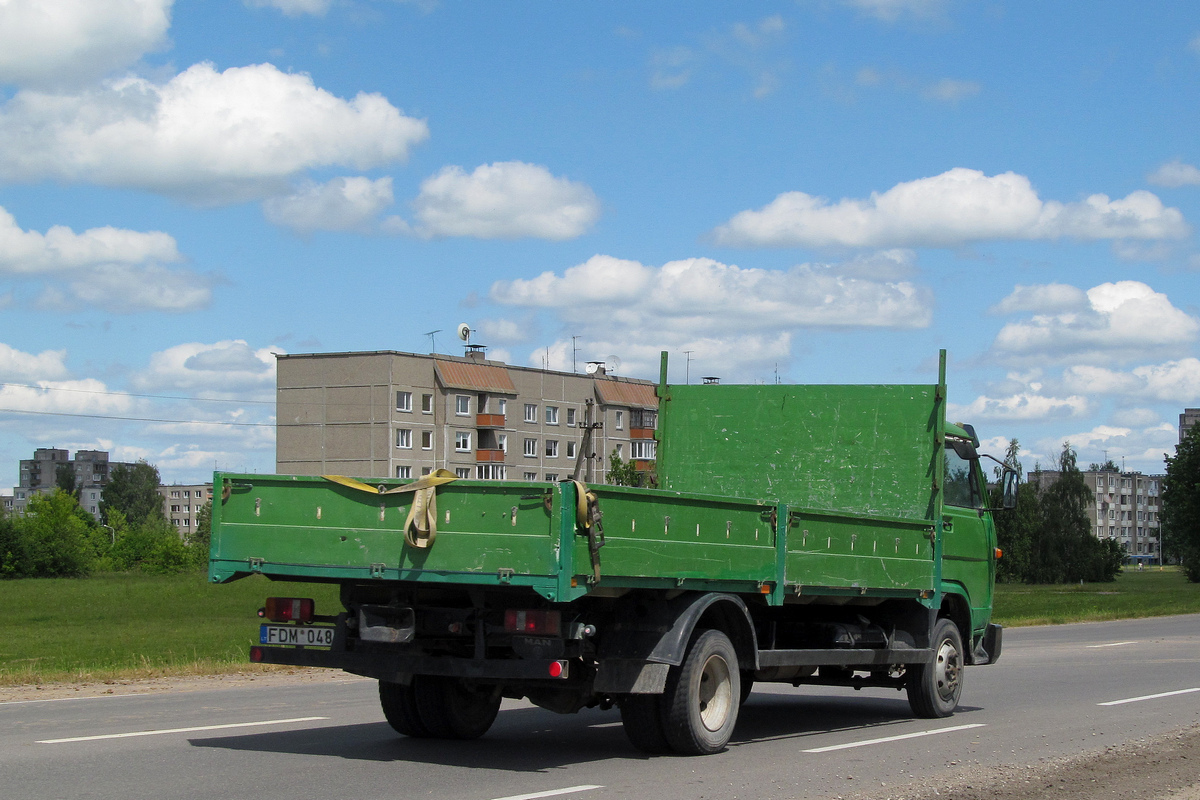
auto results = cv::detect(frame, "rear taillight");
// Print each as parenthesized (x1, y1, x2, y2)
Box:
(503, 609, 561, 636)
(263, 597, 315, 623)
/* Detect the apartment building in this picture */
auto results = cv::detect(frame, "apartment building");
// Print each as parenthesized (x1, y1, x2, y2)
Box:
(1181, 408, 1200, 442)
(275, 350, 658, 483)
(156, 484, 213, 536)
(1027, 468, 1162, 561)
(10, 448, 136, 520)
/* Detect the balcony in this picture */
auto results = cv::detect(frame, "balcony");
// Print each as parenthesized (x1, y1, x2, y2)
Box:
(630, 427, 655, 440)
(476, 449, 506, 463)
(476, 414, 506, 429)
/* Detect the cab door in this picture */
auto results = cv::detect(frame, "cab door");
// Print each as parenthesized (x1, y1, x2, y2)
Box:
(940, 442, 996, 636)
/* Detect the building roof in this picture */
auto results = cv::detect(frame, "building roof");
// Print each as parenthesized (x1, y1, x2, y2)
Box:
(594, 378, 659, 409)
(434, 359, 518, 395)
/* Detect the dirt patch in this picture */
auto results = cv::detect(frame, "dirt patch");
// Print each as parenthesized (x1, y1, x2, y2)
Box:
(0, 667, 370, 703)
(845, 723, 1200, 800)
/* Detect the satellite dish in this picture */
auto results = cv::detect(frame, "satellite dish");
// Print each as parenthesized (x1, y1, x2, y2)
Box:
(605, 355, 621, 374)
(457, 323, 471, 342)
(585, 362, 599, 375)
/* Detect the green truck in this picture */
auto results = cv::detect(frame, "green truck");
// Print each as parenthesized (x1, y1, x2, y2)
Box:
(209, 350, 1014, 755)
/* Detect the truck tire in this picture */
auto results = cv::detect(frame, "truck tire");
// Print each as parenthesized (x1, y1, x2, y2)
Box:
(379, 679, 431, 738)
(618, 695, 671, 754)
(906, 618, 964, 718)
(414, 676, 502, 739)
(660, 629, 740, 755)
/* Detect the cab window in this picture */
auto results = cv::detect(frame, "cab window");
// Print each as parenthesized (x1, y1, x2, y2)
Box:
(945, 443, 983, 508)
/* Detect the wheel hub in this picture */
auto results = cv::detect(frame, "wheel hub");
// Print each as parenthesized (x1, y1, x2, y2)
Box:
(934, 638, 962, 702)
(697, 654, 733, 732)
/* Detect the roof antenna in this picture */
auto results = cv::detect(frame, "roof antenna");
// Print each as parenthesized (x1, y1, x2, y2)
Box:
(424, 329, 441, 354)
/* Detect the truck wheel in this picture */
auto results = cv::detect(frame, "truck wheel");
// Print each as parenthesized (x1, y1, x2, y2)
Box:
(414, 676, 502, 739)
(661, 629, 740, 755)
(379, 679, 431, 738)
(618, 695, 671, 754)
(739, 670, 754, 705)
(907, 618, 964, 718)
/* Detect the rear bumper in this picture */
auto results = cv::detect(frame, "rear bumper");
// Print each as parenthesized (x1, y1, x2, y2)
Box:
(251, 645, 572, 684)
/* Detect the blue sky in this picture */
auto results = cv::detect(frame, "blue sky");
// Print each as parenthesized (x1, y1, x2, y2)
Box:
(1, 0, 1198, 488)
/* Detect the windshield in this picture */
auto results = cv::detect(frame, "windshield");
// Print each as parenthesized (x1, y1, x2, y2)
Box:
(944, 442, 983, 508)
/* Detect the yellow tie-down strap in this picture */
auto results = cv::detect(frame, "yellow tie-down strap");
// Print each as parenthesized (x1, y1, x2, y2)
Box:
(322, 470, 458, 550)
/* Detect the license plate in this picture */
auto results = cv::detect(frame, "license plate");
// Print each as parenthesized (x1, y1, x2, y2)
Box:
(260, 624, 335, 647)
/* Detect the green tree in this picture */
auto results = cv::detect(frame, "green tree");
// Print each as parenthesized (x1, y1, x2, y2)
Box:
(991, 439, 1038, 583)
(1088, 459, 1120, 472)
(18, 490, 103, 577)
(109, 514, 193, 574)
(55, 463, 79, 498)
(100, 461, 165, 528)
(1162, 424, 1200, 582)
(0, 511, 30, 577)
(607, 449, 641, 486)
(189, 500, 213, 569)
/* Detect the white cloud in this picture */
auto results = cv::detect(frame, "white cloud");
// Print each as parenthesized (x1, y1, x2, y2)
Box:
(264, 176, 394, 233)
(991, 281, 1199, 365)
(0, 62, 429, 204)
(651, 16, 787, 97)
(133, 340, 283, 396)
(922, 78, 980, 103)
(0, 205, 180, 275)
(391, 161, 600, 240)
(989, 283, 1087, 315)
(0, 378, 134, 415)
(1147, 159, 1200, 188)
(0, 343, 70, 382)
(491, 253, 933, 379)
(476, 318, 534, 344)
(0, 0, 172, 89)
(56, 263, 216, 313)
(1034, 423, 1177, 472)
(245, 0, 331, 16)
(712, 168, 1190, 248)
(1062, 359, 1200, 404)
(842, 0, 947, 21)
(948, 392, 1090, 422)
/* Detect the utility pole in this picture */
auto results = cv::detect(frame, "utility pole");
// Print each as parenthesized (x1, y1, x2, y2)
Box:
(683, 350, 694, 384)
(571, 335, 580, 373)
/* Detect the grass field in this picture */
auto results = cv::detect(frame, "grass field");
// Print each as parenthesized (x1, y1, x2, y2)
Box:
(0, 572, 340, 686)
(994, 566, 1200, 626)
(2, 567, 1197, 686)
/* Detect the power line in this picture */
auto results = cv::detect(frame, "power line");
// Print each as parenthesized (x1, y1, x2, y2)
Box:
(0, 407, 280, 428)
(0, 381, 274, 405)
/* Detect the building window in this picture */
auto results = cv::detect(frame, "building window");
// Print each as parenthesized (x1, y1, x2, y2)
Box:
(455, 431, 472, 452)
(455, 467, 471, 479)
(545, 440, 559, 458)
(546, 406, 558, 425)
(497, 433, 508, 453)
(183, 519, 190, 527)
(422, 430, 433, 450)
(498, 398, 507, 416)
(421, 467, 433, 476)
(524, 438, 538, 457)
(567, 408, 576, 426)
(524, 471, 538, 481)
(171, 505, 181, 513)
(396, 391, 412, 412)
(171, 491, 181, 498)
(477, 464, 507, 480)
(396, 466, 412, 479)
(630, 440, 657, 460)
(456, 395, 470, 416)
(523, 403, 537, 423)
(396, 429, 413, 449)
(566, 442, 576, 459)
(615, 443, 624, 458)
(545, 473, 558, 482)
(422, 393, 433, 413)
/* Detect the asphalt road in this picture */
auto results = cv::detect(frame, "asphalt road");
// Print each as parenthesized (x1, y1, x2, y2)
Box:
(4, 614, 1198, 800)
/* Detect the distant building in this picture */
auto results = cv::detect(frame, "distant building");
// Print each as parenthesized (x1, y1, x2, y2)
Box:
(275, 349, 658, 483)
(157, 484, 213, 537)
(1027, 467, 1162, 561)
(1181, 408, 1200, 442)
(10, 448, 137, 520)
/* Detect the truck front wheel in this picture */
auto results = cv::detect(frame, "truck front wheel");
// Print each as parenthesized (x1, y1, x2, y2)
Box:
(906, 618, 964, 718)
(660, 629, 740, 755)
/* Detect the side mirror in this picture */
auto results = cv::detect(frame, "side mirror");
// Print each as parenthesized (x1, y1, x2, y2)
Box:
(1001, 469, 1018, 510)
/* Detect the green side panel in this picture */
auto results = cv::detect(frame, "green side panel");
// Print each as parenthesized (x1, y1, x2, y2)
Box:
(572, 486, 778, 585)
(209, 473, 558, 585)
(785, 511, 935, 591)
(657, 384, 940, 521)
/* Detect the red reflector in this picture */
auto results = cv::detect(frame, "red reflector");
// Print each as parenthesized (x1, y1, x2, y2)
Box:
(249, 646, 264, 663)
(264, 597, 314, 623)
(548, 660, 566, 678)
(503, 609, 561, 635)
